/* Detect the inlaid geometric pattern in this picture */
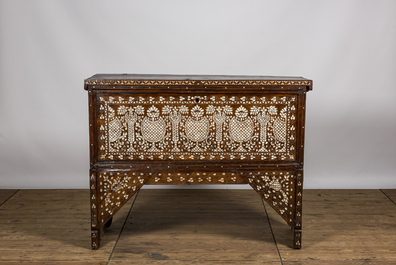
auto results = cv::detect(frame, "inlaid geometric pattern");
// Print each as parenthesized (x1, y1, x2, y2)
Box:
(92, 170, 151, 227)
(146, 171, 247, 185)
(238, 170, 296, 225)
(96, 94, 298, 161)
(85, 78, 312, 87)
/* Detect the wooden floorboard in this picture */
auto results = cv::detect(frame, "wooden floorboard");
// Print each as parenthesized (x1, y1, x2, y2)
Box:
(0, 189, 135, 263)
(111, 189, 280, 262)
(0, 260, 108, 265)
(381, 189, 396, 204)
(281, 259, 396, 264)
(266, 189, 396, 262)
(0, 189, 395, 264)
(108, 260, 282, 265)
(0, 190, 18, 206)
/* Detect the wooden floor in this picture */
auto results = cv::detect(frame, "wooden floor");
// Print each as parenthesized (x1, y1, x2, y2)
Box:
(0, 189, 395, 264)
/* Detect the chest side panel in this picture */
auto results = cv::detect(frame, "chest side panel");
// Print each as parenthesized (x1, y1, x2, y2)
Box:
(94, 92, 300, 162)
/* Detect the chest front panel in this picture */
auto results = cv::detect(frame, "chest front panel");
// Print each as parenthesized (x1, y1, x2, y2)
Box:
(94, 93, 299, 162)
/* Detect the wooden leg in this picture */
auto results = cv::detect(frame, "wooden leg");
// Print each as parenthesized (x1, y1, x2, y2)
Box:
(294, 170, 303, 249)
(90, 170, 100, 250)
(91, 225, 107, 250)
(239, 169, 304, 249)
(90, 169, 154, 250)
(293, 228, 302, 249)
(91, 229, 100, 250)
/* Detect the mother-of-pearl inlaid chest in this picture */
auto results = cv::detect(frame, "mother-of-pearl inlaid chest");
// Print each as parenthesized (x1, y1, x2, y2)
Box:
(84, 74, 312, 250)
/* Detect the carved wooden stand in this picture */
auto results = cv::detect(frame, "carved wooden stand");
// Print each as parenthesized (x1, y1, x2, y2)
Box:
(84, 74, 312, 250)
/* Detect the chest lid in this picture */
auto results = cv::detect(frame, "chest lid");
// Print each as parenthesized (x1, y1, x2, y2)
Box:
(84, 74, 312, 91)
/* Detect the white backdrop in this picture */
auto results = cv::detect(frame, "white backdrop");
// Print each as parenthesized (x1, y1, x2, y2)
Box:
(0, 0, 395, 189)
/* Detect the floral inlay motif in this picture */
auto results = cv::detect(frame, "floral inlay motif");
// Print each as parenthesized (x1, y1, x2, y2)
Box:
(96, 94, 297, 161)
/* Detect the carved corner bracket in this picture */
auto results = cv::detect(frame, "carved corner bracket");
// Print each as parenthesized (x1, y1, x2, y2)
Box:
(89, 168, 155, 249)
(238, 169, 303, 248)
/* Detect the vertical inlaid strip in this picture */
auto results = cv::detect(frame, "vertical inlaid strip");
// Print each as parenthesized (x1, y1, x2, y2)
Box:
(294, 169, 303, 249)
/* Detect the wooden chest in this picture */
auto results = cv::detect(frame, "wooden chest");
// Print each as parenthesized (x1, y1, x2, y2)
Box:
(84, 74, 312, 250)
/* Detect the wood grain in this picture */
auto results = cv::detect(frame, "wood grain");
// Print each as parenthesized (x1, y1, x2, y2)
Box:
(111, 189, 280, 262)
(267, 189, 396, 261)
(381, 189, 396, 204)
(0, 189, 134, 262)
(109, 260, 282, 265)
(283, 260, 395, 265)
(0, 260, 107, 265)
(1, 189, 395, 264)
(0, 190, 18, 205)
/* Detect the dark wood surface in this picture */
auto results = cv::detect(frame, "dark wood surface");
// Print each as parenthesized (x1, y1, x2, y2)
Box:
(381, 189, 396, 203)
(85, 73, 312, 81)
(84, 74, 313, 91)
(85, 74, 312, 249)
(0, 189, 395, 264)
(0, 189, 18, 206)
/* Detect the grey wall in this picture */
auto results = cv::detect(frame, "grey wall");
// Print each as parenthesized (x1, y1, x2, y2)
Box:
(1, 0, 395, 189)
